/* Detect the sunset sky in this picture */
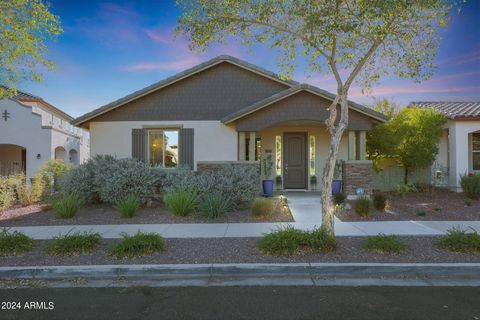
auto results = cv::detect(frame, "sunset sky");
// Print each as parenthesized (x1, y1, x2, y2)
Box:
(21, 0, 480, 118)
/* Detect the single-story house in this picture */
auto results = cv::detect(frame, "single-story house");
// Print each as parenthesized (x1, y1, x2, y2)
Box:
(0, 88, 90, 178)
(411, 102, 480, 191)
(72, 55, 387, 196)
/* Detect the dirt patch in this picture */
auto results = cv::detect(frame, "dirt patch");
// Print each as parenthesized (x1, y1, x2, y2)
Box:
(336, 189, 480, 221)
(0, 202, 293, 227)
(0, 236, 479, 266)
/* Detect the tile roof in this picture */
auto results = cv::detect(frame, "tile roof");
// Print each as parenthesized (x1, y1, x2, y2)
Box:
(410, 101, 480, 119)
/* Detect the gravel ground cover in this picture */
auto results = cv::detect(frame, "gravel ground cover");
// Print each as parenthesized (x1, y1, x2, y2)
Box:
(1, 236, 479, 266)
(336, 189, 480, 221)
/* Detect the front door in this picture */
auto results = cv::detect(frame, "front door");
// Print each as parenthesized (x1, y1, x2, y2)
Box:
(283, 132, 307, 189)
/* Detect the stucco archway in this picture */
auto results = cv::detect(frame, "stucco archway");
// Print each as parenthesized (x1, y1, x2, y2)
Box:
(68, 149, 79, 164)
(0, 144, 26, 175)
(54, 146, 66, 162)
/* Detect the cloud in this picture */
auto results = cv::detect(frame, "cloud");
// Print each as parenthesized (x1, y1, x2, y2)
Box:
(123, 57, 203, 71)
(437, 47, 480, 67)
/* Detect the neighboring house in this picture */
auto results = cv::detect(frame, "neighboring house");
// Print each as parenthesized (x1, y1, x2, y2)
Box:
(72, 55, 386, 196)
(0, 88, 90, 178)
(411, 102, 480, 192)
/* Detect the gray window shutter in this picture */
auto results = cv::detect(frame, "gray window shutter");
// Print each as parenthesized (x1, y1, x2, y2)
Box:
(132, 129, 146, 162)
(179, 128, 194, 169)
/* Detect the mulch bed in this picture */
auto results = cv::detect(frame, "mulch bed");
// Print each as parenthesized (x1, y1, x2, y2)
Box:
(336, 189, 480, 221)
(0, 236, 479, 267)
(0, 203, 293, 227)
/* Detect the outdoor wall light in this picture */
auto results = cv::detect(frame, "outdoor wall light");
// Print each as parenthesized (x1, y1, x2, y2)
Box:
(36, 154, 41, 159)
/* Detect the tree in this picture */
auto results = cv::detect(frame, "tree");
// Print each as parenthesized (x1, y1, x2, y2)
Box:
(176, 0, 452, 237)
(370, 97, 400, 118)
(367, 107, 447, 184)
(0, 0, 62, 98)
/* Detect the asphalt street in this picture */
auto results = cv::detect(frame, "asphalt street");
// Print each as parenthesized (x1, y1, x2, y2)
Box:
(0, 286, 479, 320)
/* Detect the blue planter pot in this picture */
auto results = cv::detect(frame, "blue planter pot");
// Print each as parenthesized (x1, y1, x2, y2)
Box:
(262, 180, 274, 197)
(332, 180, 342, 195)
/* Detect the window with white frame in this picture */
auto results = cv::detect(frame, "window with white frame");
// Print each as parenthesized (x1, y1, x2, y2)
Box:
(148, 129, 179, 168)
(473, 132, 480, 171)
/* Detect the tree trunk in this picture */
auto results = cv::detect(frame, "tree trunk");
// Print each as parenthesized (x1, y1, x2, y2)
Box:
(321, 91, 349, 237)
(404, 167, 409, 185)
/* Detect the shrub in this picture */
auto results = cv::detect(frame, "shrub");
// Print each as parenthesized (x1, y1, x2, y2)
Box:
(373, 193, 387, 211)
(46, 231, 101, 256)
(115, 194, 140, 218)
(257, 226, 335, 256)
(437, 227, 480, 253)
(460, 173, 480, 200)
(433, 207, 441, 212)
(61, 155, 156, 204)
(251, 197, 275, 217)
(109, 232, 166, 259)
(465, 199, 472, 207)
(164, 188, 198, 216)
(395, 183, 418, 197)
(416, 210, 426, 217)
(39, 160, 74, 192)
(333, 192, 346, 205)
(363, 234, 408, 255)
(355, 197, 372, 217)
(52, 192, 84, 218)
(13, 173, 45, 206)
(0, 229, 34, 256)
(198, 193, 230, 219)
(0, 175, 18, 211)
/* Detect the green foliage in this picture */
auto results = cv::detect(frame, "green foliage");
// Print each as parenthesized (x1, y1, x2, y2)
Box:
(164, 188, 198, 216)
(257, 226, 335, 256)
(198, 193, 230, 219)
(370, 98, 400, 118)
(39, 160, 74, 192)
(15, 173, 45, 206)
(464, 199, 472, 207)
(0, 175, 19, 211)
(251, 197, 276, 217)
(355, 197, 372, 217)
(276, 175, 282, 186)
(52, 192, 84, 219)
(363, 234, 408, 255)
(373, 193, 387, 211)
(0, 0, 62, 97)
(433, 207, 441, 212)
(333, 161, 343, 180)
(115, 194, 140, 218)
(460, 173, 480, 200)
(437, 227, 480, 253)
(333, 192, 346, 205)
(109, 232, 166, 259)
(310, 175, 317, 186)
(394, 183, 419, 197)
(46, 231, 101, 256)
(367, 108, 447, 183)
(416, 210, 427, 217)
(261, 154, 273, 180)
(0, 229, 34, 256)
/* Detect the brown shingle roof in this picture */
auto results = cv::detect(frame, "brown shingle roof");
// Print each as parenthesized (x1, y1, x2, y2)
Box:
(410, 101, 480, 119)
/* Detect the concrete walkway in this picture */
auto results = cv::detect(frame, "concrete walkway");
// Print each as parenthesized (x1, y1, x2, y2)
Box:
(6, 192, 480, 239)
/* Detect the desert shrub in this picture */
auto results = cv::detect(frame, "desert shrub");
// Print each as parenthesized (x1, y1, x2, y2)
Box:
(13, 173, 45, 206)
(433, 207, 441, 212)
(164, 188, 198, 216)
(198, 193, 230, 219)
(251, 197, 275, 217)
(115, 194, 140, 218)
(437, 227, 480, 253)
(257, 226, 335, 256)
(109, 232, 166, 259)
(52, 192, 84, 218)
(464, 199, 472, 207)
(0, 229, 34, 256)
(355, 197, 372, 217)
(39, 160, 74, 192)
(334, 192, 346, 205)
(363, 234, 408, 255)
(61, 155, 156, 204)
(394, 183, 418, 197)
(416, 210, 427, 217)
(460, 173, 480, 200)
(0, 175, 18, 211)
(373, 193, 387, 211)
(46, 231, 101, 256)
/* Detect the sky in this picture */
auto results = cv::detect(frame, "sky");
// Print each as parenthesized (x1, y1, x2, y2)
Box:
(19, 0, 480, 118)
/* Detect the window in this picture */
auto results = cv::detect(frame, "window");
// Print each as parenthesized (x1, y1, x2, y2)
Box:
(245, 136, 261, 160)
(473, 133, 480, 171)
(148, 129, 178, 168)
(275, 135, 282, 175)
(309, 135, 315, 175)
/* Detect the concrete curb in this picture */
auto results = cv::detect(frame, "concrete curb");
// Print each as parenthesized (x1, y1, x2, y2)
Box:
(1, 263, 480, 287)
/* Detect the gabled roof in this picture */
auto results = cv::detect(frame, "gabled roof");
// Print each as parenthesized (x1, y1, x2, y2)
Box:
(410, 101, 480, 120)
(221, 83, 388, 123)
(1, 85, 73, 121)
(72, 55, 298, 126)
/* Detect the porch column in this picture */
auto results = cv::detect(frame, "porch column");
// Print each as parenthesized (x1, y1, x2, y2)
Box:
(238, 132, 246, 161)
(249, 132, 256, 161)
(348, 131, 356, 160)
(359, 131, 366, 160)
